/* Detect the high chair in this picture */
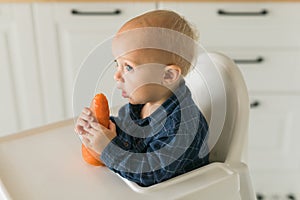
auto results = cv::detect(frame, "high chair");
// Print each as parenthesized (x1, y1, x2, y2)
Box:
(0, 52, 256, 200)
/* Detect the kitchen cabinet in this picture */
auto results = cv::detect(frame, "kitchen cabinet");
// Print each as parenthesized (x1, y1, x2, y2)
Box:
(159, 3, 300, 48)
(158, 1, 300, 194)
(33, 2, 156, 123)
(248, 95, 300, 170)
(0, 4, 44, 136)
(0, 2, 156, 136)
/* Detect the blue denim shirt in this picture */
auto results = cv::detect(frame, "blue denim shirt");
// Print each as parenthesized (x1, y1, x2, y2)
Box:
(101, 80, 209, 187)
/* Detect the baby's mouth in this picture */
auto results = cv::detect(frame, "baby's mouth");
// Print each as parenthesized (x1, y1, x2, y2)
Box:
(121, 90, 129, 98)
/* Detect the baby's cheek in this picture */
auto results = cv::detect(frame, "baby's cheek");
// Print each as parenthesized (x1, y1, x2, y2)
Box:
(122, 73, 142, 95)
(123, 64, 165, 97)
(132, 66, 164, 85)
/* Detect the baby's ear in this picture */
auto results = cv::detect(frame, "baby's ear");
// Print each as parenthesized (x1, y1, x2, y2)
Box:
(163, 65, 182, 85)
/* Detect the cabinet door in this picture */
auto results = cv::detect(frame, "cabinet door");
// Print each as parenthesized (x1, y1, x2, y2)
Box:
(248, 94, 300, 170)
(0, 4, 44, 136)
(248, 94, 300, 193)
(158, 2, 300, 48)
(215, 49, 300, 93)
(33, 2, 156, 123)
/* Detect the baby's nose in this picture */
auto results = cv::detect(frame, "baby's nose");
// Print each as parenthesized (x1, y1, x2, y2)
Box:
(114, 69, 124, 82)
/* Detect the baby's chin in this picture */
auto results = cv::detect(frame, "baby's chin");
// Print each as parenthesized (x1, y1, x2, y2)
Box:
(121, 91, 139, 104)
(127, 97, 145, 105)
(128, 99, 139, 105)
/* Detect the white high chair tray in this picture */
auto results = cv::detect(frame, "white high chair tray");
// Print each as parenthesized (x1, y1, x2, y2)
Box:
(0, 119, 240, 200)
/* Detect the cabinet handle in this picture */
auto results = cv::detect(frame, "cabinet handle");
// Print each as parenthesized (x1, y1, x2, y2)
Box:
(217, 9, 268, 16)
(234, 57, 264, 64)
(71, 9, 122, 16)
(250, 100, 260, 108)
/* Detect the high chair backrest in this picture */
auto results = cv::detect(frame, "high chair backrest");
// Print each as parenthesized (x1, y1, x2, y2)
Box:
(185, 52, 250, 163)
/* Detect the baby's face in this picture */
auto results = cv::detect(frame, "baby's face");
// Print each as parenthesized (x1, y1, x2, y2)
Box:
(111, 18, 180, 105)
(113, 49, 168, 105)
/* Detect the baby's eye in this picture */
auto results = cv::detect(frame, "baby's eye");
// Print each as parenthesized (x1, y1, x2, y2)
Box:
(125, 64, 133, 72)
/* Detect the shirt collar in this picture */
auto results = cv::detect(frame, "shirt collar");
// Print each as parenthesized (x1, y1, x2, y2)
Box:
(128, 79, 189, 125)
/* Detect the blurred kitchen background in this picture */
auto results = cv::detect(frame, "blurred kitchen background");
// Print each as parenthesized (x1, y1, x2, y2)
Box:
(0, 1, 300, 199)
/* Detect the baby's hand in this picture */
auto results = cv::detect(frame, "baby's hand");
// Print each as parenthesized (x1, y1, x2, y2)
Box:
(81, 120, 117, 155)
(74, 107, 93, 135)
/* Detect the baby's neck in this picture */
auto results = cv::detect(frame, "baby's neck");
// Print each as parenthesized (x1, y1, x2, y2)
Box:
(140, 80, 182, 119)
(140, 89, 173, 119)
(140, 103, 160, 119)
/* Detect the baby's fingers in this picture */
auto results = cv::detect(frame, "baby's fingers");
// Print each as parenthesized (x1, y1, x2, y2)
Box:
(77, 118, 90, 128)
(83, 125, 99, 136)
(89, 121, 103, 131)
(75, 116, 90, 135)
(109, 120, 116, 131)
(79, 109, 94, 122)
(74, 126, 87, 135)
(82, 107, 92, 115)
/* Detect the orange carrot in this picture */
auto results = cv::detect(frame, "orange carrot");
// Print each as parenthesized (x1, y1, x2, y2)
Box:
(82, 93, 110, 166)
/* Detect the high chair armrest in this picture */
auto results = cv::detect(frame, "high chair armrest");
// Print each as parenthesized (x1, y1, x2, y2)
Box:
(121, 162, 242, 200)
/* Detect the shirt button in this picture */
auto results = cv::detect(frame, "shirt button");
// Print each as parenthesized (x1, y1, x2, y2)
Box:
(123, 142, 129, 147)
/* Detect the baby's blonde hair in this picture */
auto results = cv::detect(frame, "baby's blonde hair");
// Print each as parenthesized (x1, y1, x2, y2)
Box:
(120, 10, 198, 76)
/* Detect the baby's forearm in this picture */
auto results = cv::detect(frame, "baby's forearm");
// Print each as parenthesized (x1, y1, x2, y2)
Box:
(101, 144, 179, 186)
(100, 136, 209, 187)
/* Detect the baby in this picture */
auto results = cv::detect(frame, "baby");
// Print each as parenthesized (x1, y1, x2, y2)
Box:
(75, 10, 209, 187)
